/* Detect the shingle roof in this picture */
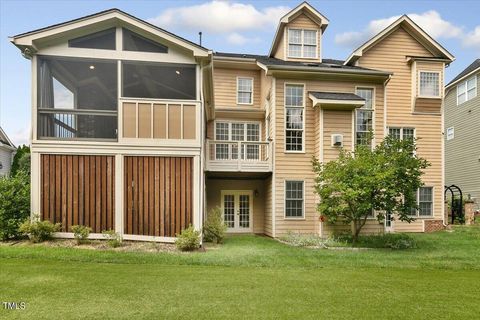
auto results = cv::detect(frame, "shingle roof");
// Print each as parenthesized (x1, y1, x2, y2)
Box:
(446, 59, 480, 87)
(214, 52, 390, 75)
(309, 91, 365, 101)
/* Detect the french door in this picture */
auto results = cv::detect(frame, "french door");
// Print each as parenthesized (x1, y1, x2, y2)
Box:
(221, 190, 253, 232)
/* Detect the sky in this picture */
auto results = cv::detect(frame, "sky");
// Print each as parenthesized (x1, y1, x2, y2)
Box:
(0, 0, 479, 146)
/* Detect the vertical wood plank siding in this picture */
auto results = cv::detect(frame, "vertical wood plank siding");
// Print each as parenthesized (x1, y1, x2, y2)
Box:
(124, 156, 193, 237)
(41, 155, 115, 233)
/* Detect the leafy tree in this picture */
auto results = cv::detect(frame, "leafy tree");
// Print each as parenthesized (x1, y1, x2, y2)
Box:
(312, 136, 429, 243)
(11, 145, 30, 176)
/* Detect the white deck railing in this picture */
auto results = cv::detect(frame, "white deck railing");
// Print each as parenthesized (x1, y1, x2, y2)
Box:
(206, 140, 272, 172)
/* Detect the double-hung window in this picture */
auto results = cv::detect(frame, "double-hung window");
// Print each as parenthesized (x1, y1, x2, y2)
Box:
(285, 84, 304, 152)
(237, 78, 253, 104)
(419, 72, 440, 97)
(355, 88, 374, 147)
(457, 76, 477, 105)
(409, 187, 433, 216)
(214, 122, 260, 160)
(285, 181, 304, 218)
(388, 127, 415, 141)
(288, 29, 317, 59)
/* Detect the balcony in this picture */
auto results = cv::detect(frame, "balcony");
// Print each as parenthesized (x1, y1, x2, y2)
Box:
(206, 140, 272, 172)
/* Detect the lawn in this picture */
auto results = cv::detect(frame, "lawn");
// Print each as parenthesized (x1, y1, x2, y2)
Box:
(1, 226, 480, 319)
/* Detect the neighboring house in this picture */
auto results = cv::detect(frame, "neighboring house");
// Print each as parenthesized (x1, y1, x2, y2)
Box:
(0, 127, 16, 177)
(10, 2, 454, 241)
(444, 59, 480, 209)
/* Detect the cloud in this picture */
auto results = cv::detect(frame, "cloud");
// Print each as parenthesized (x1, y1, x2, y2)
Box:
(335, 11, 463, 48)
(147, 1, 290, 34)
(226, 32, 261, 45)
(463, 26, 480, 51)
(10, 127, 30, 146)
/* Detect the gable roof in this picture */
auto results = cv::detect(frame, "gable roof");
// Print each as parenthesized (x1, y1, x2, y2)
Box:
(344, 15, 455, 65)
(10, 8, 210, 57)
(269, 1, 329, 57)
(446, 59, 480, 88)
(0, 127, 15, 149)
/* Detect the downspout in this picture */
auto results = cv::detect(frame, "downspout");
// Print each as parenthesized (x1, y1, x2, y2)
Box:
(383, 74, 392, 231)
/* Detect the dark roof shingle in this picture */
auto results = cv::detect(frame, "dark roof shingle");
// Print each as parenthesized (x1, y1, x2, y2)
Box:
(447, 59, 480, 86)
(309, 91, 365, 101)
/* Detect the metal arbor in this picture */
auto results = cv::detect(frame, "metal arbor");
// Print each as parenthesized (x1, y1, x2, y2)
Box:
(444, 185, 463, 224)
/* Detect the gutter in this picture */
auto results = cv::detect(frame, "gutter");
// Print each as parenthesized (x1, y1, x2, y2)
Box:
(265, 64, 392, 77)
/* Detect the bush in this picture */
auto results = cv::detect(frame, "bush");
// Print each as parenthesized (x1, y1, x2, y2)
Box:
(279, 231, 325, 247)
(330, 233, 417, 250)
(19, 218, 61, 243)
(11, 145, 30, 176)
(175, 225, 200, 251)
(203, 207, 227, 244)
(102, 229, 122, 248)
(0, 171, 30, 240)
(71, 225, 92, 244)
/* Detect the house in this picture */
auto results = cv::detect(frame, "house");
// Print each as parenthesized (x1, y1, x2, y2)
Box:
(445, 59, 480, 209)
(10, 2, 454, 241)
(0, 127, 16, 177)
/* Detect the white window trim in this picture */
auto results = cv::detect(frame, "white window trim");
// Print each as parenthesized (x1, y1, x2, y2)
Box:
(286, 28, 318, 59)
(284, 82, 306, 153)
(214, 120, 262, 142)
(456, 75, 477, 106)
(409, 186, 434, 218)
(236, 76, 254, 106)
(355, 86, 376, 148)
(418, 70, 441, 98)
(284, 179, 306, 220)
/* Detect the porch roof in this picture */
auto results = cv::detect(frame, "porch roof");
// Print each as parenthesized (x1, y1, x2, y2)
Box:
(308, 91, 365, 109)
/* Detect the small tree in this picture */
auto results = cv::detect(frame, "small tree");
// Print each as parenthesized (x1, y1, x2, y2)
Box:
(313, 136, 429, 243)
(11, 145, 30, 176)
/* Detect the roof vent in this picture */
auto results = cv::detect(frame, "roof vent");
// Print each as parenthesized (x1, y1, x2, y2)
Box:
(330, 65, 342, 68)
(304, 63, 320, 67)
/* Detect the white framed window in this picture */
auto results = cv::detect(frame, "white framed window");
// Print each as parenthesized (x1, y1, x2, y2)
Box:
(446, 127, 454, 140)
(288, 29, 318, 59)
(237, 77, 253, 105)
(388, 127, 415, 141)
(419, 71, 440, 97)
(285, 180, 304, 218)
(355, 88, 374, 147)
(408, 187, 433, 217)
(285, 84, 305, 152)
(214, 121, 260, 160)
(457, 76, 477, 105)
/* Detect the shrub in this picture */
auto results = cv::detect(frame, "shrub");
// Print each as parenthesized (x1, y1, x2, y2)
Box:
(203, 207, 227, 244)
(71, 225, 92, 244)
(175, 225, 200, 251)
(11, 145, 30, 176)
(102, 229, 122, 248)
(0, 171, 30, 240)
(19, 218, 61, 243)
(279, 231, 325, 247)
(330, 233, 417, 250)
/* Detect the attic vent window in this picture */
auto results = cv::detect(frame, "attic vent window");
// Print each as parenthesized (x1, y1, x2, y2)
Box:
(123, 28, 168, 53)
(68, 28, 116, 50)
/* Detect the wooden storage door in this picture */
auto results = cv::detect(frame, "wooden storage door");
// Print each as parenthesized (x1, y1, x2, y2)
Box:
(124, 156, 193, 237)
(41, 155, 115, 233)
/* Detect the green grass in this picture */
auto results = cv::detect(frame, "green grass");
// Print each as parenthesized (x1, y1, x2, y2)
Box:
(1, 226, 480, 319)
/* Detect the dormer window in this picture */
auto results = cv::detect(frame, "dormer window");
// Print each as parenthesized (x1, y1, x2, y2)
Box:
(288, 29, 317, 59)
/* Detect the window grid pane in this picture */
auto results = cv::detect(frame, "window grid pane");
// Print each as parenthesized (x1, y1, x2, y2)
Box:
(418, 187, 433, 216)
(356, 88, 373, 109)
(303, 30, 316, 45)
(355, 109, 373, 146)
(420, 72, 439, 97)
(237, 78, 253, 104)
(389, 128, 401, 140)
(303, 45, 316, 58)
(402, 128, 415, 141)
(288, 29, 302, 44)
(285, 181, 304, 217)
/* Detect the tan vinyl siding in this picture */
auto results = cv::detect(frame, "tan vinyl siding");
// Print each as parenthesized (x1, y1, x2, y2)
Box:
(445, 72, 480, 207)
(264, 175, 273, 236)
(273, 78, 384, 236)
(322, 110, 353, 161)
(213, 68, 261, 108)
(357, 26, 444, 230)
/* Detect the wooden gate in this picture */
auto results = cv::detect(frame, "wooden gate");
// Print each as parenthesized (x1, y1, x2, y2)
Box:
(124, 156, 193, 237)
(41, 155, 115, 233)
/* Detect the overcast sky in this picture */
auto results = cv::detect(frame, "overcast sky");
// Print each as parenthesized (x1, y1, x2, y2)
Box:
(1, 0, 479, 146)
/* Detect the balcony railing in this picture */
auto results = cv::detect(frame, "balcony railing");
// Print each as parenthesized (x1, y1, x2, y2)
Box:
(206, 140, 272, 172)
